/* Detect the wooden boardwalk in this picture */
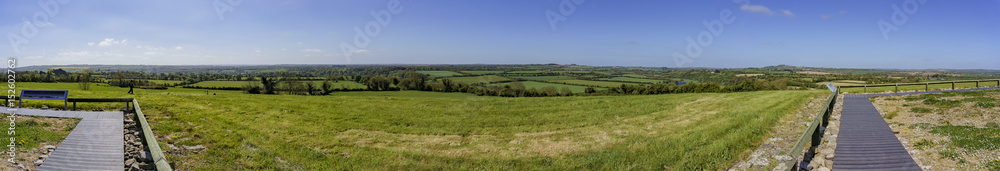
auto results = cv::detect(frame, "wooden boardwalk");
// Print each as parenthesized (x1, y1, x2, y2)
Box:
(1, 107, 123, 171)
(833, 87, 999, 170)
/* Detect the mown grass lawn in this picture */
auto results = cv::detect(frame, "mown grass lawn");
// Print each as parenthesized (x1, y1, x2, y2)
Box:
(15, 82, 824, 170)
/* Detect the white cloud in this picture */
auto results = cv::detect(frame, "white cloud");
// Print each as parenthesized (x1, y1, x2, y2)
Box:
(281, 48, 287, 51)
(87, 42, 95, 46)
(254, 49, 261, 53)
(144, 52, 161, 55)
(175, 46, 183, 50)
(97, 38, 128, 47)
(781, 10, 795, 17)
(353, 49, 370, 54)
(302, 49, 323, 52)
(740, 5, 774, 15)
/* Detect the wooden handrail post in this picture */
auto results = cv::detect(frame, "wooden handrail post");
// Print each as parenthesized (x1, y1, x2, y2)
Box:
(925, 83, 928, 91)
(864, 85, 867, 93)
(976, 81, 979, 88)
(895, 84, 898, 93)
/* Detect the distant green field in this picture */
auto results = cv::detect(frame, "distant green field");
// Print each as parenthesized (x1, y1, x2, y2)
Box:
(491, 81, 598, 93)
(596, 77, 666, 83)
(148, 80, 185, 85)
(509, 76, 573, 81)
(445, 75, 511, 84)
(551, 80, 638, 87)
(839, 82, 999, 93)
(816, 80, 866, 86)
(190, 80, 366, 89)
(507, 71, 545, 74)
(460, 71, 504, 75)
(623, 74, 648, 78)
(416, 71, 463, 77)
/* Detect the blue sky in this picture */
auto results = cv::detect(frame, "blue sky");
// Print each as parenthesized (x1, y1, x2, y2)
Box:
(2, 0, 998, 69)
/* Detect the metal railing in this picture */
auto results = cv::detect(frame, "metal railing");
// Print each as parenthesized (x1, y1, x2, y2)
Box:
(837, 79, 1000, 94)
(783, 92, 837, 170)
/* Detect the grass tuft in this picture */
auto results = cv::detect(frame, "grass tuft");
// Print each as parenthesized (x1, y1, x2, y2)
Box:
(931, 126, 1000, 150)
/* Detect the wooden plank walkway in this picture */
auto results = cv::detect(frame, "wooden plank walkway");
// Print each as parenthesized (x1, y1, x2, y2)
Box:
(833, 87, 999, 170)
(1, 107, 123, 171)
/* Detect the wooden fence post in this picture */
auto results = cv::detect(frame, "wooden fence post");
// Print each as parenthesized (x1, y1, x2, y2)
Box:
(952, 82, 955, 90)
(864, 85, 867, 93)
(895, 84, 898, 93)
(925, 83, 929, 91)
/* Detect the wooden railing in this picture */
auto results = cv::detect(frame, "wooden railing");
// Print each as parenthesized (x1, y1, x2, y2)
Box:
(837, 79, 1000, 93)
(783, 92, 837, 170)
(132, 99, 173, 171)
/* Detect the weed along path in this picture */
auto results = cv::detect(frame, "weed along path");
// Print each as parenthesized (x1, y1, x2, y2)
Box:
(833, 87, 999, 170)
(1, 107, 123, 170)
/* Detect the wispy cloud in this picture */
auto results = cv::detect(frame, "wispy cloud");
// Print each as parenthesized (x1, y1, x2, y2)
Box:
(741, 5, 795, 18)
(94, 38, 128, 47)
(781, 10, 795, 17)
(740, 5, 774, 15)
(302, 49, 323, 52)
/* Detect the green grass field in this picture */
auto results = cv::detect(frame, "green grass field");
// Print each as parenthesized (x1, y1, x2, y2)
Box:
(550, 80, 638, 88)
(491, 81, 597, 93)
(14, 116, 79, 150)
(839, 82, 1000, 93)
(445, 75, 511, 84)
(596, 77, 667, 83)
(508, 76, 573, 81)
(14, 82, 824, 170)
(815, 80, 866, 86)
(148, 80, 185, 85)
(416, 71, 463, 77)
(460, 71, 504, 75)
(188, 80, 366, 89)
(506, 71, 545, 74)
